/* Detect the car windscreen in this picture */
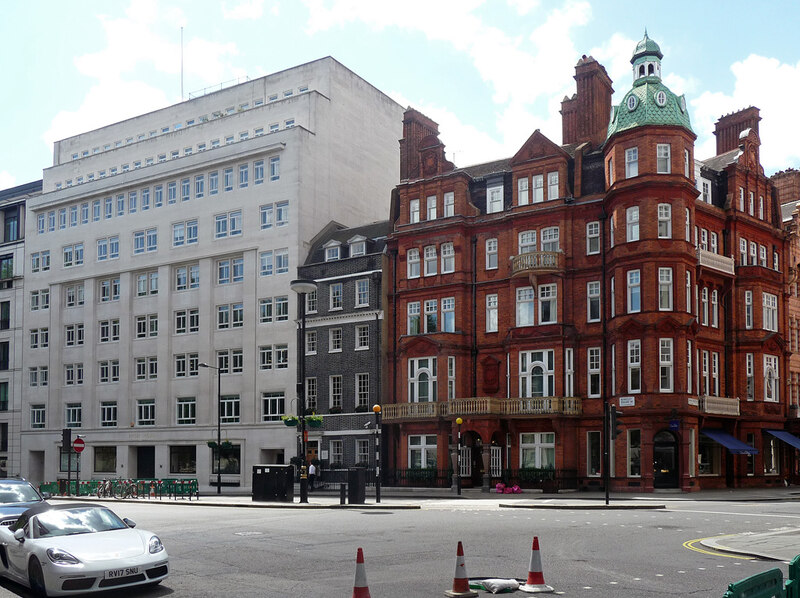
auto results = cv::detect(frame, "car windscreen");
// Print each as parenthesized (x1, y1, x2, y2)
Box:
(33, 507, 128, 538)
(0, 483, 40, 504)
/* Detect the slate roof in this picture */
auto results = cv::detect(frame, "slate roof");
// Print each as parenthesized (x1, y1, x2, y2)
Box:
(700, 148, 741, 173)
(782, 199, 800, 223)
(304, 220, 391, 265)
(457, 158, 511, 180)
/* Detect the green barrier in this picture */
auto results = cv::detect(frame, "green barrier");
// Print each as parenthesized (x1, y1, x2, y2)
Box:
(787, 555, 800, 598)
(724, 568, 785, 598)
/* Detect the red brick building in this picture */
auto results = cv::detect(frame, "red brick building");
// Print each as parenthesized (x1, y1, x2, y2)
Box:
(383, 33, 797, 493)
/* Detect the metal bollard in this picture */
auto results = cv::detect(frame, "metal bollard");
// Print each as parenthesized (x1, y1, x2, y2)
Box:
(340, 483, 347, 505)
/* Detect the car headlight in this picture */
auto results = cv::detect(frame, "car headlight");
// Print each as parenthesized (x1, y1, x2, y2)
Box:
(149, 535, 164, 554)
(47, 548, 81, 565)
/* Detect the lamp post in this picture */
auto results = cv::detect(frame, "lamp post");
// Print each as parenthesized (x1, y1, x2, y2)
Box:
(456, 418, 463, 496)
(291, 278, 317, 504)
(373, 404, 381, 504)
(198, 362, 222, 495)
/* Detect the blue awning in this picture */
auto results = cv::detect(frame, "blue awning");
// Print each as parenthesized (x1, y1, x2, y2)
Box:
(701, 429, 758, 455)
(766, 430, 800, 451)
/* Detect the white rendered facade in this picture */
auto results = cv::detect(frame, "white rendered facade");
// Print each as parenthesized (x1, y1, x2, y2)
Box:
(22, 57, 403, 491)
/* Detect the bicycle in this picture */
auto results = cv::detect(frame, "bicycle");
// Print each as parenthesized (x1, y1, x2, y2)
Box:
(115, 479, 138, 499)
(96, 479, 114, 498)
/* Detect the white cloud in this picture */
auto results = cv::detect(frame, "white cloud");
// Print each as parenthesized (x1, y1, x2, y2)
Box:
(691, 54, 800, 172)
(44, 80, 170, 147)
(304, 0, 591, 157)
(46, 0, 243, 148)
(223, 0, 265, 20)
(0, 172, 16, 191)
(389, 91, 506, 167)
(507, 0, 540, 15)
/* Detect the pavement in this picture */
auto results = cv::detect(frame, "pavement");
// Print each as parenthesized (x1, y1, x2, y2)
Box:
(51, 485, 800, 561)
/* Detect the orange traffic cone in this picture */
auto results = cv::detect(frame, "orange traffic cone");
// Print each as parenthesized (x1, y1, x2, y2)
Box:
(352, 547, 371, 598)
(444, 541, 479, 597)
(519, 536, 554, 593)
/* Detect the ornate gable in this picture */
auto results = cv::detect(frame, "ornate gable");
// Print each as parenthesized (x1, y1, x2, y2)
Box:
(737, 128, 764, 176)
(510, 130, 570, 167)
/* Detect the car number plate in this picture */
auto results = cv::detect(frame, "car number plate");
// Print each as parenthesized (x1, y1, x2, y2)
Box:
(104, 566, 139, 579)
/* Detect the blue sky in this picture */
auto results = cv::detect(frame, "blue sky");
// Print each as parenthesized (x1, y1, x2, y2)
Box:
(3, 0, 800, 189)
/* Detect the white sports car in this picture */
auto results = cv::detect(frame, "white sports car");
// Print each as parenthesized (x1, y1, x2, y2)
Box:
(0, 502, 168, 596)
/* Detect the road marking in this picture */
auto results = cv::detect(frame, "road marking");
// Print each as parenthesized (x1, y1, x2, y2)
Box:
(683, 537, 754, 559)
(673, 509, 800, 520)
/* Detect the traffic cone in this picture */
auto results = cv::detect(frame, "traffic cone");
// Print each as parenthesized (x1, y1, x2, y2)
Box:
(352, 547, 371, 598)
(519, 536, 554, 593)
(444, 541, 479, 597)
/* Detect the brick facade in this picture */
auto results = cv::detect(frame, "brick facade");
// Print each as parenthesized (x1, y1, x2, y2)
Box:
(383, 36, 794, 493)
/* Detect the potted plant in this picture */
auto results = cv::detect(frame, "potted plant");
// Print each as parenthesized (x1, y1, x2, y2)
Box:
(306, 415, 323, 428)
(354, 404, 369, 413)
(328, 406, 342, 415)
(282, 415, 299, 427)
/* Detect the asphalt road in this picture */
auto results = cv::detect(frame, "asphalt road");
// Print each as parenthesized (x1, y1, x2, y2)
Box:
(1, 496, 799, 597)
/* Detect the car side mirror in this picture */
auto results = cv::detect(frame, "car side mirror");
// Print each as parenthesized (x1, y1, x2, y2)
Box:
(41, 492, 52, 500)
(13, 529, 24, 543)
(123, 518, 136, 528)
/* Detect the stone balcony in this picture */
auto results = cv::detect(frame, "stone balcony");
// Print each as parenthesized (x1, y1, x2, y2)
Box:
(699, 395, 740, 416)
(381, 397, 582, 422)
(511, 251, 565, 279)
(697, 248, 735, 276)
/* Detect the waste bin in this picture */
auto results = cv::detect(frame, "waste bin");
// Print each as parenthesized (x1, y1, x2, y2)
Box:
(252, 464, 295, 502)
(347, 468, 366, 504)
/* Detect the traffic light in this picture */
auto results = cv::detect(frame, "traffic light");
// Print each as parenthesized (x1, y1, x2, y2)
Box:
(61, 428, 72, 449)
(609, 407, 623, 439)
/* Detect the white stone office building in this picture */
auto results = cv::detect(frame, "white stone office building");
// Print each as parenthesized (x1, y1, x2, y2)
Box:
(22, 57, 403, 491)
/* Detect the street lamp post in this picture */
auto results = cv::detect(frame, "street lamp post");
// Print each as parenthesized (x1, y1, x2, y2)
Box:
(291, 279, 317, 504)
(373, 404, 381, 504)
(198, 362, 222, 495)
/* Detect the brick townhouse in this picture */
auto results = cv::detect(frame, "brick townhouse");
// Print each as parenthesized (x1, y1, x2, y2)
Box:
(382, 33, 796, 493)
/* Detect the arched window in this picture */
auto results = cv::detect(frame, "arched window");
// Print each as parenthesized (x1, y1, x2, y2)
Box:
(520, 350, 555, 398)
(639, 65, 645, 77)
(648, 63, 655, 75)
(409, 357, 437, 403)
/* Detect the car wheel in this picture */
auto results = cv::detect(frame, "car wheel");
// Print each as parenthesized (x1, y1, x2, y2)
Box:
(28, 557, 48, 597)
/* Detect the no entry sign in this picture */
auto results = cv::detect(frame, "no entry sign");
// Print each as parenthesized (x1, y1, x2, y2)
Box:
(72, 438, 85, 453)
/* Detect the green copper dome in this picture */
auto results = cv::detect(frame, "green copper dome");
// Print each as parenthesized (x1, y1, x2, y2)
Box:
(632, 30, 662, 61)
(606, 33, 692, 140)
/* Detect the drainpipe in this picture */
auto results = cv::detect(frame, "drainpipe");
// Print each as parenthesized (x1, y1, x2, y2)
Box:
(600, 207, 610, 505)
(472, 235, 478, 398)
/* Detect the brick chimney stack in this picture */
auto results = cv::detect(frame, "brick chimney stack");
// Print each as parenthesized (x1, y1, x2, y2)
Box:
(561, 55, 614, 149)
(400, 109, 441, 181)
(714, 106, 761, 155)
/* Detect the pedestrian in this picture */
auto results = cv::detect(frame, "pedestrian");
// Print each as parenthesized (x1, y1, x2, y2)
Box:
(308, 462, 316, 491)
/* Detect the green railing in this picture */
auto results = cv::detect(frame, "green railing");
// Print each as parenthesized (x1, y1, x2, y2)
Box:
(723, 554, 800, 598)
(40, 478, 198, 500)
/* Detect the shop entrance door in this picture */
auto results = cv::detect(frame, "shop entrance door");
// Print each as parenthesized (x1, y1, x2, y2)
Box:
(653, 430, 679, 488)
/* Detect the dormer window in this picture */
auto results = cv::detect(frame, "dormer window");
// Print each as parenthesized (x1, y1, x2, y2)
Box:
(325, 245, 340, 262)
(487, 184, 503, 214)
(350, 241, 366, 257)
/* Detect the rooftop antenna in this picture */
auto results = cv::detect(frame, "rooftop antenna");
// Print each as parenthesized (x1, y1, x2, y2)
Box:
(180, 26, 184, 100)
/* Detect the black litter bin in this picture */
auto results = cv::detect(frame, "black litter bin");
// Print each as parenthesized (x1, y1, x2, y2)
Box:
(252, 464, 295, 502)
(347, 468, 366, 504)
